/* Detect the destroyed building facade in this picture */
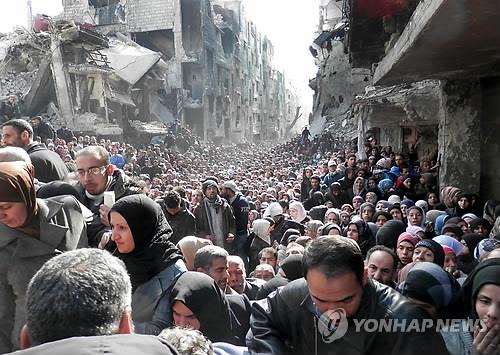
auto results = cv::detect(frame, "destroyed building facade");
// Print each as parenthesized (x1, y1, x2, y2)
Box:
(51, 0, 299, 142)
(310, 0, 500, 200)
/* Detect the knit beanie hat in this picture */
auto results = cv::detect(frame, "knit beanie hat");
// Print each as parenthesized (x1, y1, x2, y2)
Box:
(415, 239, 445, 267)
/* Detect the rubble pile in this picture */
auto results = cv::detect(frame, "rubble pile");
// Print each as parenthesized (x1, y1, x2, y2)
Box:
(0, 28, 50, 98)
(0, 70, 37, 98)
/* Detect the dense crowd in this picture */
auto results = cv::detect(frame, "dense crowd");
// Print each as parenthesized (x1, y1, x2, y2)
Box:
(0, 118, 499, 355)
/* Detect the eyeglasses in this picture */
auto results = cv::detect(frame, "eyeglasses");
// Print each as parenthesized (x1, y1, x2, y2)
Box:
(77, 166, 106, 177)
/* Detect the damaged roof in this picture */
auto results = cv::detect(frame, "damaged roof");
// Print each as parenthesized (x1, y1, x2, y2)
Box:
(102, 38, 161, 85)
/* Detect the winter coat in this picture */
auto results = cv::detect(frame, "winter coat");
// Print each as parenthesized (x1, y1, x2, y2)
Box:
(229, 193, 250, 235)
(247, 278, 449, 355)
(0, 196, 87, 353)
(25, 142, 68, 183)
(132, 259, 186, 335)
(164, 207, 196, 245)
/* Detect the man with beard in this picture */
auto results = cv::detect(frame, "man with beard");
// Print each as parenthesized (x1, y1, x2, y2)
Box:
(193, 179, 236, 251)
(75, 145, 142, 247)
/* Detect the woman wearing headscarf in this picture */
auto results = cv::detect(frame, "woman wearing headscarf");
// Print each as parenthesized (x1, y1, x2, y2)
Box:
(177, 236, 213, 271)
(407, 206, 426, 229)
(459, 258, 500, 355)
(483, 200, 500, 225)
(0, 162, 87, 353)
(345, 219, 374, 256)
(376, 219, 406, 250)
(413, 239, 445, 267)
(248, 219, 272, 273)
(170, 271, 234, 343)
(107, 194, 186, 335)
(324, 182, 350, 208)
(288, 201, 308, 225)
(458, 233, 487, 275)
(398, 262, 465, 355)
(352, 176, 367, 199)
(359, 202, 375, 223)
(446, 193, 474, 218)
(396, 232, 420, 272)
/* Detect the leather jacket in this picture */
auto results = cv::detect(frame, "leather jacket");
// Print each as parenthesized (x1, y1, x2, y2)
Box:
(247, 278, 449, 355)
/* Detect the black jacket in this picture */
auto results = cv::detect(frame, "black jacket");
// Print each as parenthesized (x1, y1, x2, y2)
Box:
(247, 278, 448, 355)
(25, 143, 68, 183)
(229, 193, 250, 235)
(163, 207, 196, 245)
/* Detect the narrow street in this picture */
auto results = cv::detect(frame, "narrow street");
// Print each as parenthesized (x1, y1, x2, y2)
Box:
(0, 1, 499, 355)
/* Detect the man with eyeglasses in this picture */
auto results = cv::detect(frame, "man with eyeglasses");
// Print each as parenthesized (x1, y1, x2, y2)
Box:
(75, 145, 143, 247)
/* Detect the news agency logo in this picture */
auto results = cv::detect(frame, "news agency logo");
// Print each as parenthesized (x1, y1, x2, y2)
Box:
(317, 308, 348, 343)
(317, 310, 486, 343)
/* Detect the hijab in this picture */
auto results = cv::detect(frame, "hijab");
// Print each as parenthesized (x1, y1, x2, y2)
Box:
(347, 219, 374, 256)
(108, 194, 183, 291)
(280, 254, 304, 281)
(433, 235, 465, 256)
(415, 239, 445, 267)
(459, 258, 500, 319)
(177, 236, 212, 271)
(170, 271, 232, 343)
(399, 262, 460, 315)
(376, 219, 406, 249)
(0, 162, 39, 237)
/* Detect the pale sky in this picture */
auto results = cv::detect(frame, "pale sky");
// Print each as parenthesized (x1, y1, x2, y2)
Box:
(0, 0, 317, 120)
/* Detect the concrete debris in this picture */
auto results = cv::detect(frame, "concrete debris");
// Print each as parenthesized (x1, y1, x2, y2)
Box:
(129, 120, 169, 135)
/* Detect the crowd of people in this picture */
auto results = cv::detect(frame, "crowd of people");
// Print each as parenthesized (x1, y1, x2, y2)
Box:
(0, 117, 499, 355)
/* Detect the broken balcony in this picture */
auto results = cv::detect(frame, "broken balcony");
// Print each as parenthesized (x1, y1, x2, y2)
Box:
(373, 0, 500, 85)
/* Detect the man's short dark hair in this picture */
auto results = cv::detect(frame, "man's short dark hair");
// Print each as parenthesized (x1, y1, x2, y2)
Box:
(366, 245, 398, 270)
(310, 175, 321, 182)
(164, 190, 181, 209)
(2, 119, 33, 139)
(26, 249, 132, 345)
(258, 247, 277, 260)
(303, 236, 364, 282)
(194, 245, 228, 271)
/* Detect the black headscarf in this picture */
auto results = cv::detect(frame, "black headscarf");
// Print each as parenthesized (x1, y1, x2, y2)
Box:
(376, 220, 406, 249)
(415, 239, 445, 267)
(459, 258, 500, 319)
(108, 194, 182, 291)
(280, 254, 303, 281)
(170, 271, 232, 342)
(462, 233, 487, 254)
(469, 218, 492, 234)
(346, 219, 374, 256)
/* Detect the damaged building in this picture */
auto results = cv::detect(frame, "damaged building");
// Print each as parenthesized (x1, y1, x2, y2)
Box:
(310, 0, 500, 200)
(0, 0, 299, 143)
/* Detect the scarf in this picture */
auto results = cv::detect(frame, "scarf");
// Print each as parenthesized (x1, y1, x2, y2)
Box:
(108, 194, 182, 291)
(0, 162, 39, 237)
(170, 272, 232, 343)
